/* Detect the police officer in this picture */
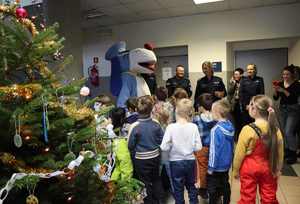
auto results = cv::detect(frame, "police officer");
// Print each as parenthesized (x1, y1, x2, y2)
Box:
(239, 63, 264, 126)
(166, 65, 192, 97)
(194, 61, 226, 109)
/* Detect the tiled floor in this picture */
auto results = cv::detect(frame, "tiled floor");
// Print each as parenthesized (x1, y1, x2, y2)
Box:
(166, 161, 300, 204)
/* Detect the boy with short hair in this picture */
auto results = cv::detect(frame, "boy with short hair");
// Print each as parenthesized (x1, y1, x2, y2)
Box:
(207, 99, 235, 204)
(128, 95, 164, 204)
(125, 97, 138, 124)
(161, 98, 202, 204)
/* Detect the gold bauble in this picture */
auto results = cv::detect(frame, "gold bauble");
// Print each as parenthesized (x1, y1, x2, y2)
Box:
(25, 93, 32, 100)
(26, 194, 39, 204)
(24, 88, 33, 100)
(21, 125, 33, 137)
(0, 5, 7, 12)
(0, 153, 16, 165)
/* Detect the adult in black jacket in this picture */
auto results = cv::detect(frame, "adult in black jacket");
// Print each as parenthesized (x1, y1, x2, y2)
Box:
(166, 65, 192, 97)
(239, 64, 264, 126)
(273, 65, 300, 164)
(194, 61, 226, 109)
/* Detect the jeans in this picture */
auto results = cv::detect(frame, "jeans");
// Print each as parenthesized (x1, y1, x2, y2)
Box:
(170, 160, 198, 204)
(279, 105, 300, 151)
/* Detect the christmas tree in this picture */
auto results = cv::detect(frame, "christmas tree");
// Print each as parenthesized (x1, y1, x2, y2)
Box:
(0, 2, 143, 204)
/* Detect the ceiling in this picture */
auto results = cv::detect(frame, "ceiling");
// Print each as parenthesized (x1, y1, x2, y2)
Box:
(81, 0, 300, 29)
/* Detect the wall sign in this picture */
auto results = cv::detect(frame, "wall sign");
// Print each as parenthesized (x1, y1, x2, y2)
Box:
(93, 57, 99, 64)
(212, 61, 222, 72)
(162, 67, 173, 81)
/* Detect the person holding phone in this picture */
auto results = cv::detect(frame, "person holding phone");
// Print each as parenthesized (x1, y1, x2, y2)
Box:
(273, 65, 300, 164)
(228, 68, 244, 140)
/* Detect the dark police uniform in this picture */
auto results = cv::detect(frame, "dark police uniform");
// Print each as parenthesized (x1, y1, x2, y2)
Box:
(166, 76, 192, 97)
(194, 76, 227, 108)
(239, 75, 264, 125)
(239, 76, 264, 111)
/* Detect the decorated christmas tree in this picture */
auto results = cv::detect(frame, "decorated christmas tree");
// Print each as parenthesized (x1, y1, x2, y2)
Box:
(0, 2, 143, 204)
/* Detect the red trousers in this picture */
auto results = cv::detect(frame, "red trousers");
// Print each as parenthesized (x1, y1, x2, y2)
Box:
(238, 139, 279, 204)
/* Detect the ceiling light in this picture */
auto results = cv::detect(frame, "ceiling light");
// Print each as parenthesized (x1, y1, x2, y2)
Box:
(193, 0, 224, 5)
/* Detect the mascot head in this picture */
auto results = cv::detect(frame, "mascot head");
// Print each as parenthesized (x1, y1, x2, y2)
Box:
(105, 42, 157, 96)
(129, 48, 156, 74)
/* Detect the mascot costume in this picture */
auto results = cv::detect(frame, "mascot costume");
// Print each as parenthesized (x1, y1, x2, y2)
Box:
(105, 41, 157, 107)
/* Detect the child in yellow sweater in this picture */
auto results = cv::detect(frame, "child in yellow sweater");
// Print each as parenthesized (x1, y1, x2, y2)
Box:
(232, 95, 284, 204)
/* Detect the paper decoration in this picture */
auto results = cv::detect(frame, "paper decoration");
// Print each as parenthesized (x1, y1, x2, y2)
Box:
(162, 67, 173, 81)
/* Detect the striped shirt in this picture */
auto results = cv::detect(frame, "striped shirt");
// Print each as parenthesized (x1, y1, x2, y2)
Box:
(128, 117, 164, 160)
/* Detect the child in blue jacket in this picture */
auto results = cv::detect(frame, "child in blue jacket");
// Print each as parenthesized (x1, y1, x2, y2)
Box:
(193, 93, 216, 199)
(128, 95, 164, 204)
(208, 99, 234, 204)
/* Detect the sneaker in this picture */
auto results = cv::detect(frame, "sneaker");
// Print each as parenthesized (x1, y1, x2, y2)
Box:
(286, 151, 297, 165)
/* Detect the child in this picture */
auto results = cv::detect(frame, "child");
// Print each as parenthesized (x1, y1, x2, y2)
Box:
(207, 99, 234, 204)
(125, 97, 138, 124)
(167, 88, 189, 123)
(105, 107, 133, 182)
(161, 98, 202, 204)
(152, 86, 174, 129)
(128, 95, 164, 204)
(193, 93, 216, 199)
(94, 94, 113, 111)
(108, 107, 126, 131)
(233, 95, 284, 204)
(152, 87, 174, 193)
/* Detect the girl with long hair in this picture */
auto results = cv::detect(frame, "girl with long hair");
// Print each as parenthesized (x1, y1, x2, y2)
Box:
(233, 95, 284, 204)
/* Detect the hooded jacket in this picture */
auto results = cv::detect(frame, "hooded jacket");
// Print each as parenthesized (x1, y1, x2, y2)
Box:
(208, 120, 235, 172)
(193, 113, 216, 147)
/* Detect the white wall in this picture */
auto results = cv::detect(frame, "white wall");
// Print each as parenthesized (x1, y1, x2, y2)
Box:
(289, 39, 300, 66)
(83, 3, 300, 89)
(111, 3, 300, 74)
(82, 35, 116, 77)
(45, 0, 83, 79)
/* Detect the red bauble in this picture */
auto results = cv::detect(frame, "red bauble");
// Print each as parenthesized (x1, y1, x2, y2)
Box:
(16, 7, 28, 19)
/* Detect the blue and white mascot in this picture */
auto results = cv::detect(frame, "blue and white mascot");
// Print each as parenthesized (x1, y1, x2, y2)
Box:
(105, 41, 157, 107)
